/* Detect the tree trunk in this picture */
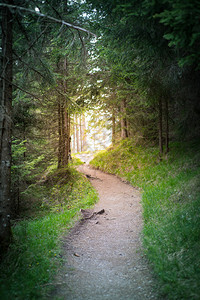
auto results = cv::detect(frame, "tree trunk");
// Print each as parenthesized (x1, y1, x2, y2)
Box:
(58, 56, 69, 167)
(57, 99, 62, 168)
(80, 115, 83, 152)
(165, 98, 169, 154)
(62, 57, 68, 165)
(127, 119, 130, 137)
(61, 100, 65, 164)
(158, 98, 163, 157)
(75, 114, 79, 152)
(0, 1, 13, 254)
(64, 109, 69, 164)
(68, 113, 71, 160)
(58, 97, 69, 168)
(82, 114, 86, 151)
(112, 109, 116, 144)
(73, 115, 76, 153)
(120, 99, 128, 139)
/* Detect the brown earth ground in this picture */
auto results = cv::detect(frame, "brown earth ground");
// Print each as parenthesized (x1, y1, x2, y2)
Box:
(51, 157, 160, 300)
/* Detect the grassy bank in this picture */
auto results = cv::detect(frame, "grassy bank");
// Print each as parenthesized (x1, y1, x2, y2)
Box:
(0, 161, 98, 299)
(90, 139, 200, 299)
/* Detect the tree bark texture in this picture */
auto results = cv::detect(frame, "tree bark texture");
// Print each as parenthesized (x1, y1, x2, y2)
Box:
(75, 114, 79, 153)
(63, 57, 68, 165)
(64, 109, 69, 164)
(80, 115, 83, 152)
(165, 98, 169, 154)
(112, 109, 116, 144)
(57, 56, 70, 168)
(120, 99, 128, 139)
(0, 0, 13, 253)
(82, 114, 86, 151)
(68, 113, 71, 159)
(158, 98, 163, 156)
(57, 97, 70, 168)
(58, 99, 62, 168)
(73, 115, 76, 152)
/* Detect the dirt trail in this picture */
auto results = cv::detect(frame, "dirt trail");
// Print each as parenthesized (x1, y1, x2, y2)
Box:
(51, 163, 159, 300)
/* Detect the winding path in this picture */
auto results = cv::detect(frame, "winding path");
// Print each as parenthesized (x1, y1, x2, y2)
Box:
(51, 161, 159, 299)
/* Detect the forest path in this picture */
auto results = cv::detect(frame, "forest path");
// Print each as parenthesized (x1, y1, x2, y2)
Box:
(51, 162, 159, 300)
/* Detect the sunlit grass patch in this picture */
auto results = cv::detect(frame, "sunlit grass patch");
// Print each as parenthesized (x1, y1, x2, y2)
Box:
(90, 138, 200, 299)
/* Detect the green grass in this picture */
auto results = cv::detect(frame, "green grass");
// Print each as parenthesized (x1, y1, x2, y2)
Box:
(0, 164, 98, 299)
(90, 138, 200, 299)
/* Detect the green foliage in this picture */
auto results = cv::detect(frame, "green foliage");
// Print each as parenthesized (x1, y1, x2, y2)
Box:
(90, 138, 200, 299)
(156, 0, 200, 68)
(87, 0, 200, 141)
(12, 139, 45, 180)
(0, 166, 98, 299)
(70, 156, 84, 166)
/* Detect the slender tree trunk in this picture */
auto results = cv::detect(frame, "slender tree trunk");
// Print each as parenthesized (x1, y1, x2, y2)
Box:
(57, 56, 70, 166)
(127, 119, 130, 137)
(112, 109, 116, 144)
(61, 100, 65, 165)
(73, 115, 76, 153)
(58, 98, 69, 167)
(68, 113, 71, 159)
(57, 99, 62, 168)
(64, 109, 68, 164)
(80, 115, 83, 152)
(158, 98, 163, 157)
(0, 1, 13, 253)
(62, 57, 68, 165)
(64, 109, 69, 164)
(23, 124, 26, 158)
(82, 114, 86, 151)
(75, 114, 79, 152)
(165, 98, 169, 154)
(120, 99, 128, 139)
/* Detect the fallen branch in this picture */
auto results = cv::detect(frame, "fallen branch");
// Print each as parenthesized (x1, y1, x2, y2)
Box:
(80, 209, 105, 220)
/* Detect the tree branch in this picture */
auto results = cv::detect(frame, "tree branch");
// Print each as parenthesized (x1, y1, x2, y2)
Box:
(1, 76, 42, 102)
(78, 31, 87, 62)
(0, 76, 82, 110)
(21, 24, 50, 58)
(0, 3, 96, 37)
(13, 51, 49, 80)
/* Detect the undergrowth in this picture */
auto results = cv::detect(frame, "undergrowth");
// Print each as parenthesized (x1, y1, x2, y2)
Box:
(90, 138, 200, 300)
(0, 159, 98, 299)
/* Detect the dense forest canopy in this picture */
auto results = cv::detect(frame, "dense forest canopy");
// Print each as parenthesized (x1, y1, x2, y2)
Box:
(1, 0, 200, 253)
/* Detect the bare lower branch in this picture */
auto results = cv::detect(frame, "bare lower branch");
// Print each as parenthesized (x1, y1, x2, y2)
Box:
(0, 76, 82, 110)
(13, 51, 49, 80)
(78, 31, 87, 61)
(1, 76, 42, 102)
(21, 24, 50, 58)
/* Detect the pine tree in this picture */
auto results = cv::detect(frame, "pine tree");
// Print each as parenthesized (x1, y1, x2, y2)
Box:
(0, 0, 13, 254)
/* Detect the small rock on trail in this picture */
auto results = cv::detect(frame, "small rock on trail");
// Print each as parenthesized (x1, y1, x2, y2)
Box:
(51, 165, 159, 300)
